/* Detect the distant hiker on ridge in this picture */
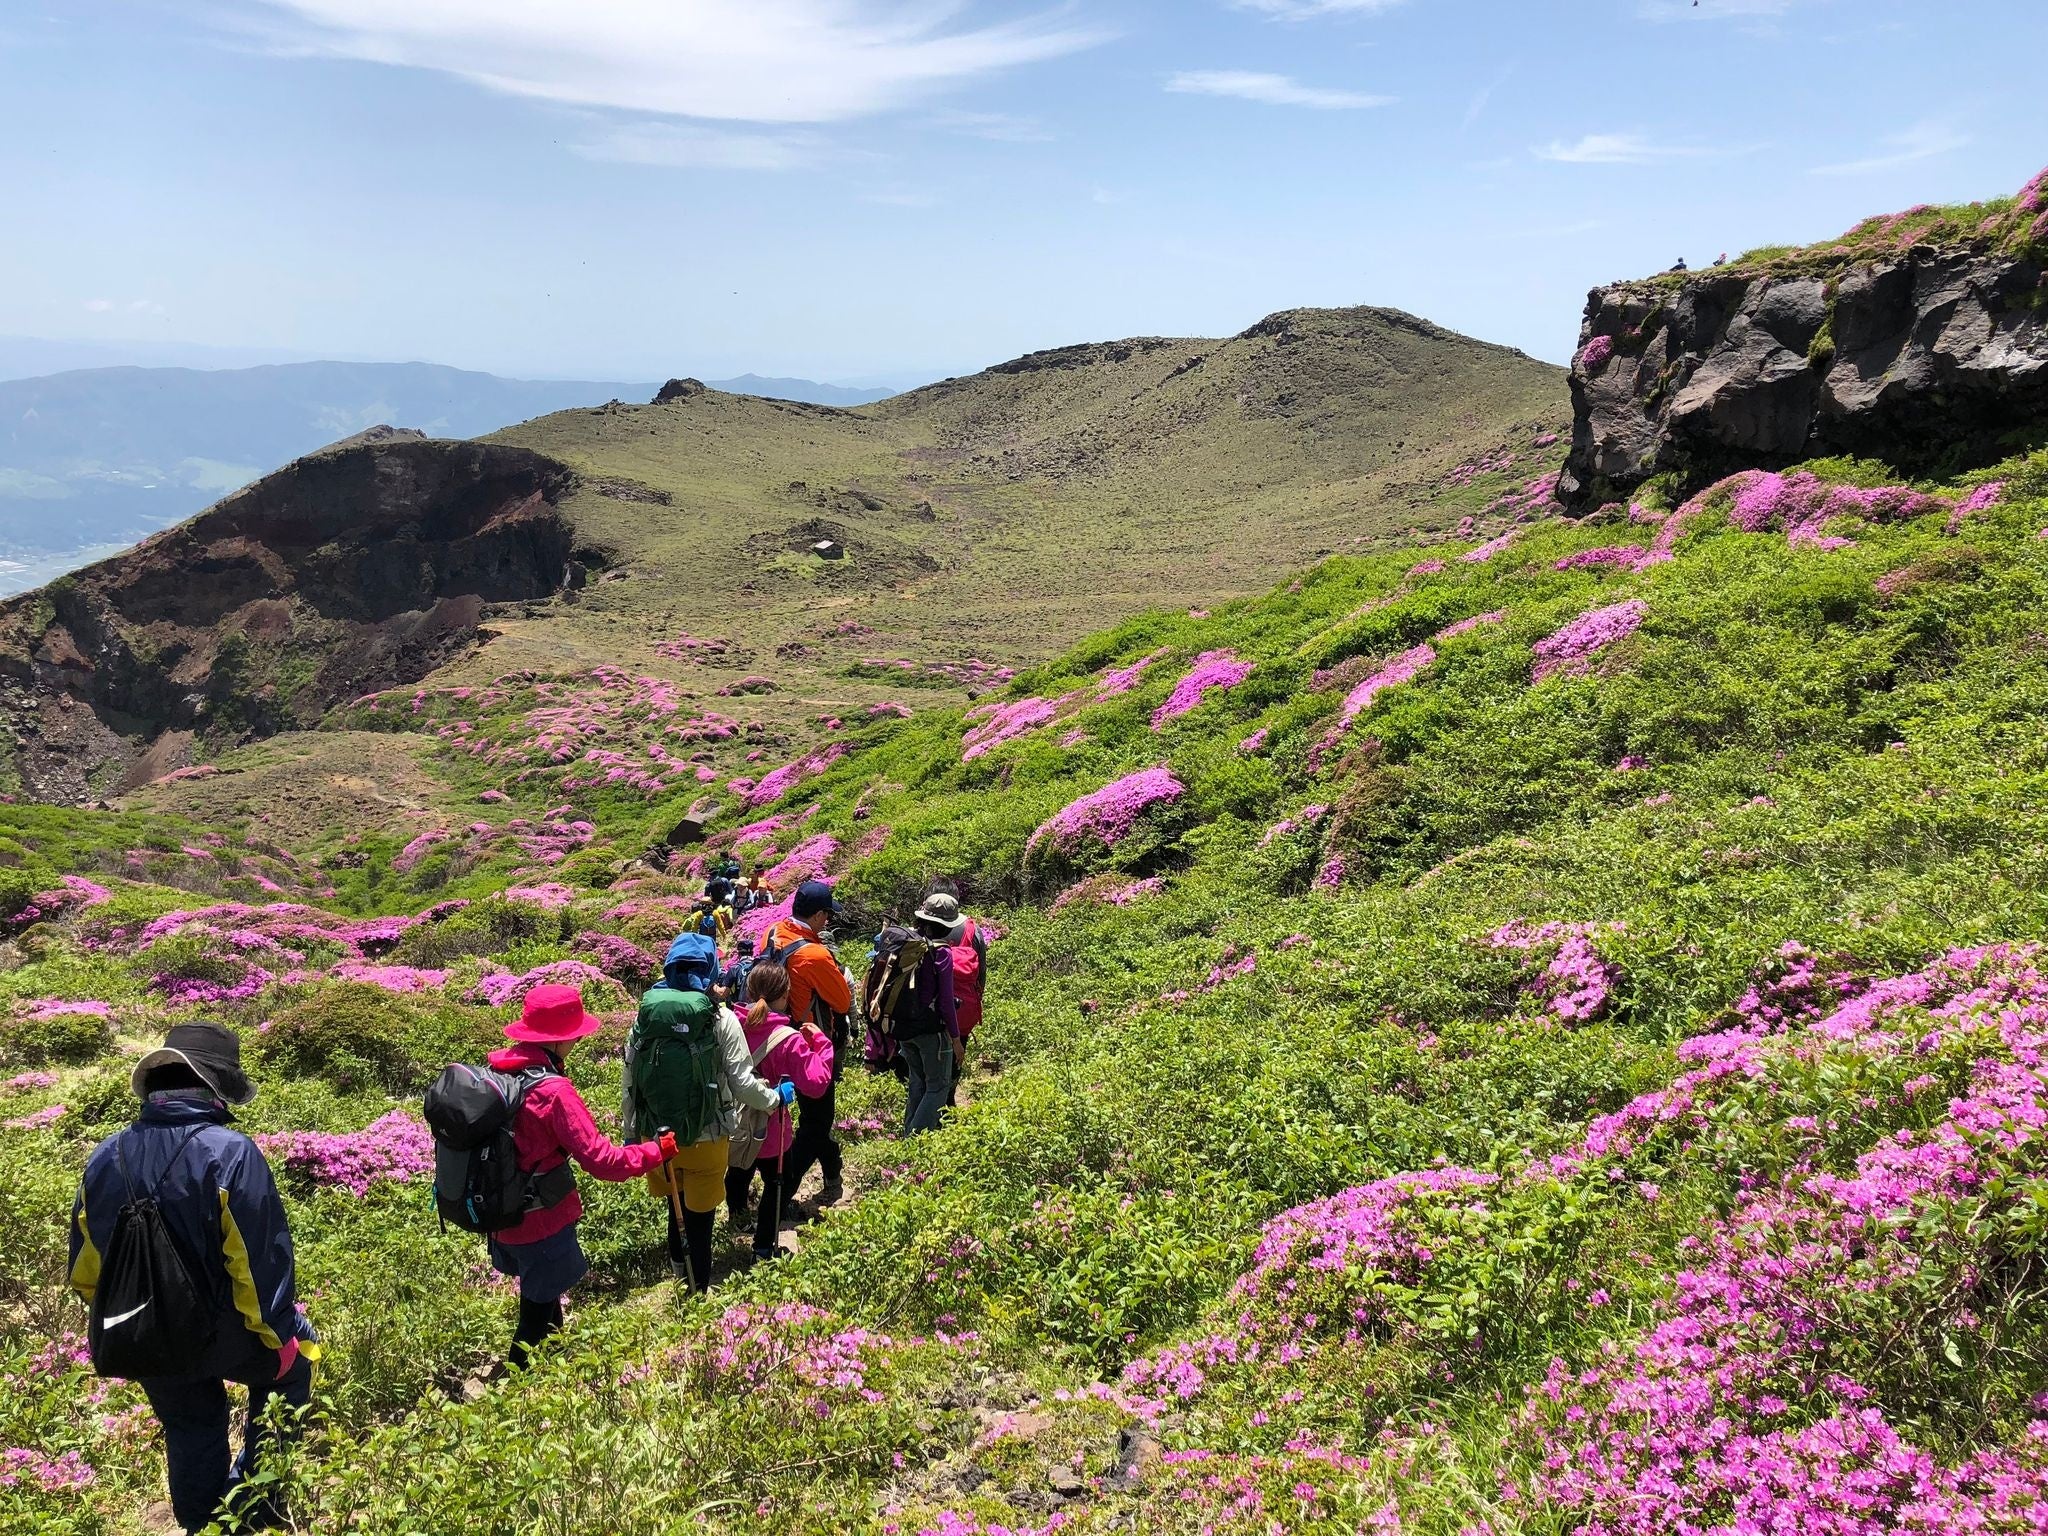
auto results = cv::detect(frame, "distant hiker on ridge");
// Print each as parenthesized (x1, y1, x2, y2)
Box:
(68, 1022, 321, 1536)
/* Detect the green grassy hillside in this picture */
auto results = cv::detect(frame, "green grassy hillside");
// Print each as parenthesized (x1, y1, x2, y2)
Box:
(4, 440, 2047, 1532)
(472, 305, 1564, 732)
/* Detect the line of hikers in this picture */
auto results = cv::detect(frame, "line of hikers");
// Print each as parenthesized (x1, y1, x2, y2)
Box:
(63, 877, 988, 1535)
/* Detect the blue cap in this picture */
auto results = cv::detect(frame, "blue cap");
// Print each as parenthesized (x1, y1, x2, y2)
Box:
(793, 879, 838, 920)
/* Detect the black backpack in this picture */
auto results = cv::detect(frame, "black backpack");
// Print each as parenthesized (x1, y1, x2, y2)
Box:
(88, 1127, 217, 1379)
(422, 1065, 576, 1234)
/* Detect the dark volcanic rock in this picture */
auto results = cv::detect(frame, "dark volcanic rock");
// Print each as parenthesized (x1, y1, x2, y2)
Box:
(0, 437, 580, 803)
(1560, 249, 2048, 509)
(653, 377, 707, 403)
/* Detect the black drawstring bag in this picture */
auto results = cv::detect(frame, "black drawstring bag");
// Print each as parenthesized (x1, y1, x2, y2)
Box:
(88, 1128, 216, 1379)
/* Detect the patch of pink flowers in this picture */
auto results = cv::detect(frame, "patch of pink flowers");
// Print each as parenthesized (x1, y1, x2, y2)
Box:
(1715, 468, 1942, 551)
(1312, 854, 1347, 892)
(962, 696, 1063, 761)
(328, 962, 449, 994)
(1201, 948, 1256, 991)
(3, 1104, 66, 1131)
(1433, 610, 1507, 642)
(1461, 529, 1520, 564)
(1946, 479, 2006, 534)
(1151, 650, 1255, 729)
(1577, 335, 1614, 373)
(257, 1111, 434, 1196)
(18, 998, 112, 1021)
(392, 828, 455, 874)
(1340, 645, 1435, 726)
(1261, 804, 1329, 847)
(0, 1447, 96, 1490)
(1490, 920, 1622, 1024)
(1028, 768, 1186, 855)
(1531, 599, 1646, 682)
(1106, 876, 1165, 906)
(1238, 728, 1269, 754)
(1555, 545, 1647, 571)
(1505, 941, 2048, 1532)
(744, 745, 848, 808)
(469, 960, 620, 1009)
(503, 882, 576, 910)
(764, 834, 840, 889)
(1236, 1167, 1501, 1328)
(1093, 649, 1169, 699)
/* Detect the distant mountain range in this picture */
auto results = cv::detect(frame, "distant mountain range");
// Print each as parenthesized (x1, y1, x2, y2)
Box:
(0, 358, 897, 591)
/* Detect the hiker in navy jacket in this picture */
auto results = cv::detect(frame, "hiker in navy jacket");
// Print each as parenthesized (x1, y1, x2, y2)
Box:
(67, 1021, 317, 1535)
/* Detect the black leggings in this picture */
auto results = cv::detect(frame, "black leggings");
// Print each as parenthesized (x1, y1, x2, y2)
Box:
(509, 1297, 562, 1371)
(781, 1081, 841, 1195)
(665, 1204, 716, 1293)
(725, 1159, 785, 1258)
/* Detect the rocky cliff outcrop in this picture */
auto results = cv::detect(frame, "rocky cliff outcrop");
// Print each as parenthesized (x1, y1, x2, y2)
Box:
(0, 436, 585, 803)
(1561, 184, 2048, 509)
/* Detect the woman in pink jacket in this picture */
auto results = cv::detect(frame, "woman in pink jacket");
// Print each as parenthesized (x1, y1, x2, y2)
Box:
(486, 983, 674, 1368)
(723, 960, 835, 1263)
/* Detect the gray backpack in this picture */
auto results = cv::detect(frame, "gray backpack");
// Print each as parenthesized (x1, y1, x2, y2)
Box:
(726, 1024, 796, 1170)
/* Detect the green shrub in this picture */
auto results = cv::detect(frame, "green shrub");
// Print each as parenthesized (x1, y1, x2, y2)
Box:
(256, 984, 425, 1093)
(0, 868, 42, 923)
(0, 1009, 113, 1067)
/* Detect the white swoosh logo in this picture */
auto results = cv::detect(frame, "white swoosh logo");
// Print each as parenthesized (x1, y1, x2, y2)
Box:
(101, 1303, 148, 1328)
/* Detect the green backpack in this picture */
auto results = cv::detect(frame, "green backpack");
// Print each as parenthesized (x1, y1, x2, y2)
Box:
(624, 984, 724, 1147)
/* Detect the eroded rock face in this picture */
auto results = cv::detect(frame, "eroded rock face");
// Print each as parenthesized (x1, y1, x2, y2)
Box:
(1560, 249, 2048, 509)
(0, 437, 581, 802)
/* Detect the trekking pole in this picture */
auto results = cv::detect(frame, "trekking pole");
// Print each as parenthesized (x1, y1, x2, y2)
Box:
(658, 1128, 694, 1293)
(773, 1084, 792, 1247)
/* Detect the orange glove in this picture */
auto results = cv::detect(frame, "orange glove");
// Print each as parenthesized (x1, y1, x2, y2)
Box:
(656, 1131, 680, 1161)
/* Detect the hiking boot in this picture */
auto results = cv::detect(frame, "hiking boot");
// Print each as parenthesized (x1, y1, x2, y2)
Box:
(750, 1241, 783, 1265)
(813, 1179, 845, 1209)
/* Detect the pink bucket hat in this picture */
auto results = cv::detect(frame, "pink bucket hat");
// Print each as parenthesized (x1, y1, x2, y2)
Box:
(503, 982, 604, 1045)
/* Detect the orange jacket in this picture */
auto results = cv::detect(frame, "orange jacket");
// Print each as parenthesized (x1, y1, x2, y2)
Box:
(765, 916, 852, 1027)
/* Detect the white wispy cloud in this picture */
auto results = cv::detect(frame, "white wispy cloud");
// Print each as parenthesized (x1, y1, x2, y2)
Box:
(1810, 121, 1970, 177)
(1534, 132, 1714, 165)
(928, 109, 1055, 143)
(1233, 0, 1407, 17)
(575, 122, 822, 172)
(1166, 70, 1391, 110)
(1462, 64, 1513, 131)
(82, 299, 116, 314)
(234, 0, 1106, 123)
(861, 187, 941, 207)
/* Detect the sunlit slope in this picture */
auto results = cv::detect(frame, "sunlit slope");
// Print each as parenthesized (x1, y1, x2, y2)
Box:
(487, 307, 1566, 693)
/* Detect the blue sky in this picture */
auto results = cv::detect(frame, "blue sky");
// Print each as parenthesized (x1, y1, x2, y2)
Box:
(1, 0, 2042, 385)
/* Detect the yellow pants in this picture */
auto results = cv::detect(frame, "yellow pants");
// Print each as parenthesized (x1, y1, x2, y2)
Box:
(648, 1137, 730, 1213)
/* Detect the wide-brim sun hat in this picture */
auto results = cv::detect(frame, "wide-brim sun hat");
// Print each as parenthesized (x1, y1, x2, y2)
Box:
(132, 1020, 256, 1105)
(913, 892, 967, 944)
(504, 982, 606, 1044)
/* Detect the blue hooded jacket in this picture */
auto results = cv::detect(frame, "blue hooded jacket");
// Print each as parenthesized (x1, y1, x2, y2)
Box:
(69, 1092, 303, 1369)
(661, 932, 720, 993)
